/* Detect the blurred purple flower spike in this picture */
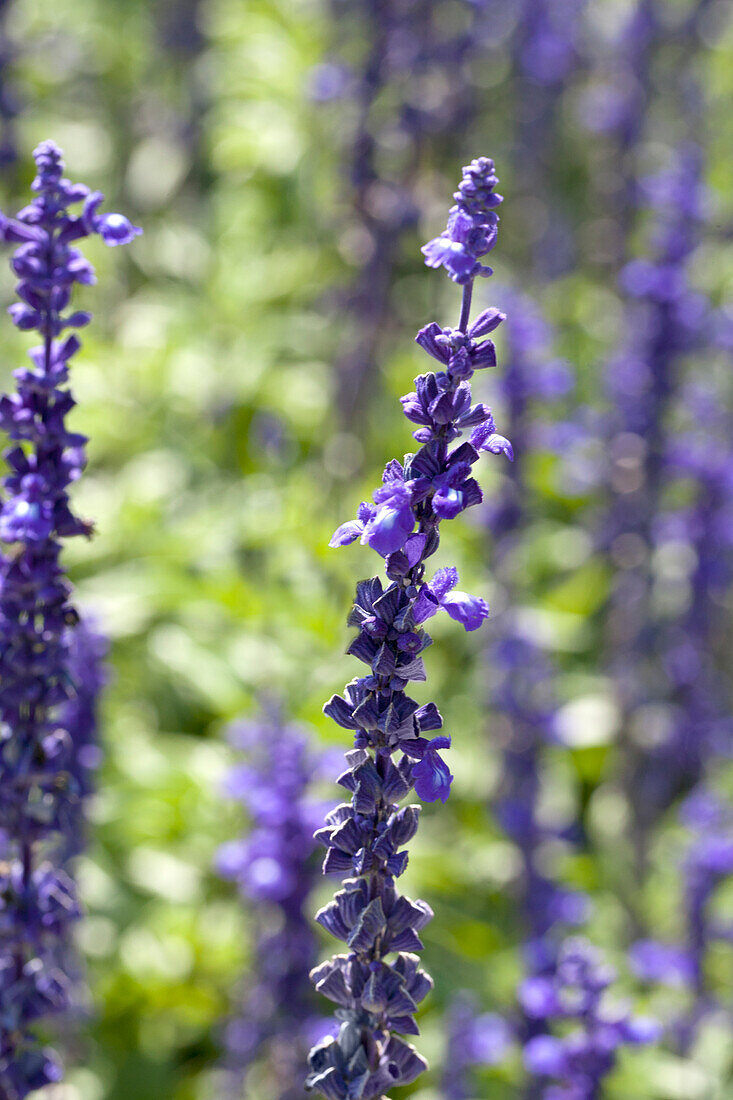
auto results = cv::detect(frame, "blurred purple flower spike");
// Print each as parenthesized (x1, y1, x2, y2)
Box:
(216, 711, 330, 1096)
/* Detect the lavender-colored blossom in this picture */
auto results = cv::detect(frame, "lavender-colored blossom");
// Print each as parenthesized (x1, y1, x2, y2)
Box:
(522, 939, 660, 1098)
(308, 158, 511, 1099)
(0, 140, 138, 1098)
(216, 713, 331, 1098)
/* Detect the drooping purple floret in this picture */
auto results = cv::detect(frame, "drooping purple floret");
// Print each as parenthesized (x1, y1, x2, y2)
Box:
(216, 712, 331, 1098)
(0, 140, 138, 1098)
(308, 160, 512, 1099)
(58, 619, 108, 860)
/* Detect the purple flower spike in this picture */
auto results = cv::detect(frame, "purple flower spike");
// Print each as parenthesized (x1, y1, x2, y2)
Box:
(310, 160, 510, 1098)
(0, 140, 137, 1097)
(412, 736, 453, 803)
(413, 566, 489, 632)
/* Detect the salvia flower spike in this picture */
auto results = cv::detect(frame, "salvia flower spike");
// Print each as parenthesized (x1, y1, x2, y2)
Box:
(306, 157, 511, 1099)
(0, 140, 139, 1098)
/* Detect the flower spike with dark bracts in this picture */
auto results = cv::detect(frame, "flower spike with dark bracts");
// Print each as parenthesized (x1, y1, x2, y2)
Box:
(0, 140, 139, 1098)
(306, 157, 511, 1099)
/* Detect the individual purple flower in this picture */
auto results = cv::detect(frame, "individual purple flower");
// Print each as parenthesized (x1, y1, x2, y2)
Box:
(216, 711, 331, 1098)
(309, 160, 511, 1098)
(330, 467, 416, 556)
(412, 566, 489, 632)
(0, 140, 138, 1098)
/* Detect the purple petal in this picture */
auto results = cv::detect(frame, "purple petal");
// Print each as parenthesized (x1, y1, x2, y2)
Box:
(432, 487, 465, 519)
(470, 421, 514, 459)
(468, 307, 505, 338)
(363, 503, 414, 556)
(427, 566, 458, 601)
(412, 588, 439, 625)
(329, 520, 363, 548)
(404, 532, 427, 567)
(441, 591, 489, 631)
(415, 322, 450, 364)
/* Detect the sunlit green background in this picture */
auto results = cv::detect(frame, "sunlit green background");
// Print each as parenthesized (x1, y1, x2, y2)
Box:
(0, 0, 732, 1097)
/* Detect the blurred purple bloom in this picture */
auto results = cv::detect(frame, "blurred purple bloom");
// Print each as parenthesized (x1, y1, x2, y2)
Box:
(411, 735, 453, 803)
(216, 712, 328, 1095)
(442, 993, 512, 1100)
(522, 939, 659, 1095)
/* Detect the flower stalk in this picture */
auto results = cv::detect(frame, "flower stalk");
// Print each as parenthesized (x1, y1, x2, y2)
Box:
(306, 158, 511, 1099)
(0, 140, 139, 1097)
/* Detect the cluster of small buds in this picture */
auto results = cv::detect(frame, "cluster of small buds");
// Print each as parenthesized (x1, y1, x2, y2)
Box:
(421, 157, 504, 285)
(521, 939, 659, 1098)
(307, 159, 511, 1099)
(215, 713, 330, 1097)
(0, 140, 138, 1097)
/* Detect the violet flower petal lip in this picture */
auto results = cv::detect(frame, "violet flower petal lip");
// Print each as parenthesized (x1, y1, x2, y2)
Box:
(441, 591, 489, 632)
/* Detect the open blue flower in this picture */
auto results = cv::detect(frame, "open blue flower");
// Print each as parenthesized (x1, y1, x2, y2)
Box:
(412, 566, 489, 632)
